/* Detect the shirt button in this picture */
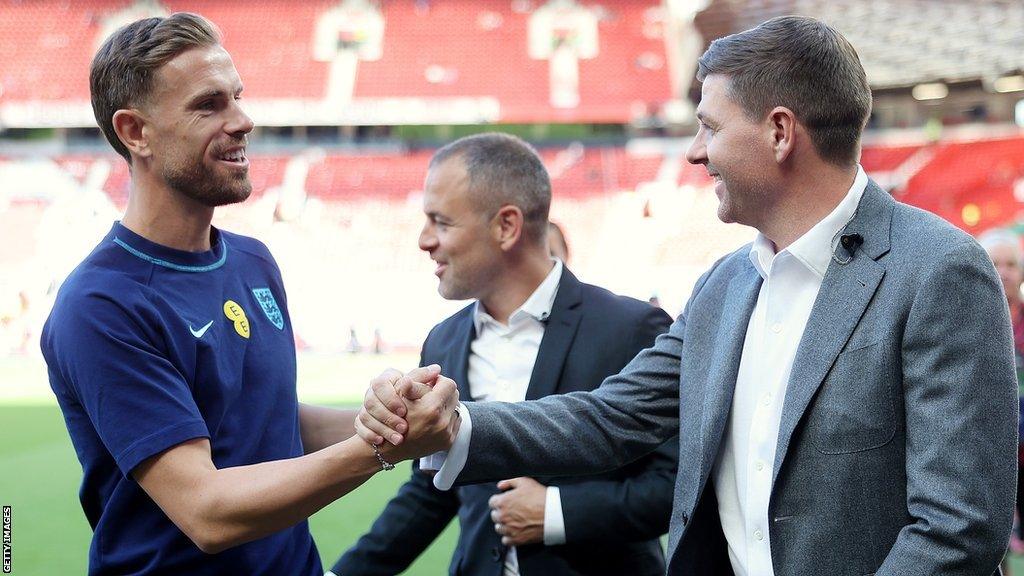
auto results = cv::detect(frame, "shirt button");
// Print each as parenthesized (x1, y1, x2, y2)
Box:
(770, 322, 782, 334)
(755, 460, 765, 472)
(761, 393, 772, 406)
(754, 529, 764, 541)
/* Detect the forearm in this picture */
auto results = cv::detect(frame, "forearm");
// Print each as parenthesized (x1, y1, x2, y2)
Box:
(460, 327, 684, 484)
(558, 441, 678, 542)
(192, 436, 381, 553)
(299, 403, 358, 453)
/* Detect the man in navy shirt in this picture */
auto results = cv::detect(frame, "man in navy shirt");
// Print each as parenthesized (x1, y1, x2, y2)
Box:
(40, 13, 459, 575)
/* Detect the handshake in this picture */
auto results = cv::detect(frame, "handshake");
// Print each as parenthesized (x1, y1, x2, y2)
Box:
(354, 364, 461, 465)
(351, 364, 550, 546)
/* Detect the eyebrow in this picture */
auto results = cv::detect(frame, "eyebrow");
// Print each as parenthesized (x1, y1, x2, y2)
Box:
(186, 86, 244, 108)
(695, 111, 714, 125)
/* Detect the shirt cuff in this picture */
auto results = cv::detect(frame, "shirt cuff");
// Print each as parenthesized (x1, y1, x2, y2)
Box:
(325, 572, 338, 576)
(418, 402, 471, 491)
(543, 485, 567, 545)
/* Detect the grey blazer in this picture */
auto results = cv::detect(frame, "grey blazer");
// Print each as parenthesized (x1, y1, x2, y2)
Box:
(456, 181, 1018, 576)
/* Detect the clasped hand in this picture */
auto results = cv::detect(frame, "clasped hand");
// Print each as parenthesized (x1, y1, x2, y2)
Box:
(354, 364, 460, 462)
(355, 366, 547, 546)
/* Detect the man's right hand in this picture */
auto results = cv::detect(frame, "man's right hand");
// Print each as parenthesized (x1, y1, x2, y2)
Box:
(355, 365, 460, 461)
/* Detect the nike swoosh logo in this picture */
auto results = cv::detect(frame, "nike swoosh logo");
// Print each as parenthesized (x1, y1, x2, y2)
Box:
(189, 320, 214, 338)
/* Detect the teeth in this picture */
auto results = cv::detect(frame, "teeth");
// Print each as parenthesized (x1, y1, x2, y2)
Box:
(220, 150, 244, 162)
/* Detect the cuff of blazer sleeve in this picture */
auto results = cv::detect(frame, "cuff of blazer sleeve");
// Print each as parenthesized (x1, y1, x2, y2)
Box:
(420, 403, 471, 491)
(543, 485, 567, 545)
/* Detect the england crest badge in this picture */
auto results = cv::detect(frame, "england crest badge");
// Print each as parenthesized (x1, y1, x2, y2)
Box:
(251, 287, 284, 330)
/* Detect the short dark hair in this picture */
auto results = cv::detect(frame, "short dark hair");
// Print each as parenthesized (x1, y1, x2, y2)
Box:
(430, 133, 552, 244)
(697, 15, 871, 166)
(90, 13, 221, 163)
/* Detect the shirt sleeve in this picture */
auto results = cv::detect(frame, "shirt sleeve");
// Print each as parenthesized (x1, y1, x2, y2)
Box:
(418, 403, 471, 491)
(543, 486, 567, 545)
(44, 290, 210, 476)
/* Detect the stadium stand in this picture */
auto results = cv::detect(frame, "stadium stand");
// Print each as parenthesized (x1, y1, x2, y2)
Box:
(0, 0, 672, 126)
(5, 132, 1024, 356)
(899, 136, 1024, 232)
(2, 0, 1023, 357)
(858, 144, 924, 173)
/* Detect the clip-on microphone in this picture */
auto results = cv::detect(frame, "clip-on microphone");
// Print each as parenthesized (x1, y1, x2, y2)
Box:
(833, 233, 863, 265)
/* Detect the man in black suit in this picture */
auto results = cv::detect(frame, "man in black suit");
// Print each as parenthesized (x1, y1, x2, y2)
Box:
(330, 133, 677, 576)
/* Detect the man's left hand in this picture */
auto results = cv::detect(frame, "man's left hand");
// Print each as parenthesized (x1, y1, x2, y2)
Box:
(489, 477, 546, 546)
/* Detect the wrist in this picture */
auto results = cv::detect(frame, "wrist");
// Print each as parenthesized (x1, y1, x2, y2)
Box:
(333, 436, 394, 478)
(371, 442, 396, 471)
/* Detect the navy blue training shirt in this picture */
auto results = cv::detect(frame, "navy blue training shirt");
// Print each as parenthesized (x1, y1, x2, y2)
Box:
(40, 222, 321, 576)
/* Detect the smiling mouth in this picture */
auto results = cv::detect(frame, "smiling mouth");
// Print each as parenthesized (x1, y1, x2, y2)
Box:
(216, 148, 248, 167)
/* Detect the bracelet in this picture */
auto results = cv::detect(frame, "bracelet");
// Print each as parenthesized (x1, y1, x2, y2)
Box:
(371, 442, 396, 471)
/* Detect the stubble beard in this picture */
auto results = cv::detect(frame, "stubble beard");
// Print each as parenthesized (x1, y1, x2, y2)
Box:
(162, 152, 252, 208)
(438, 275, 469, 301)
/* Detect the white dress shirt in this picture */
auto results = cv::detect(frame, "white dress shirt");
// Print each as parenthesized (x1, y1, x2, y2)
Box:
(713, 166, 867, 576)
(424, 259, 566, 576)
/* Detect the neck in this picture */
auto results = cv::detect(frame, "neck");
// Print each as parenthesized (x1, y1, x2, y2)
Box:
(121, 166, 215, 252)
(479, 247, 555, 325)
(760, 164, 859, 251)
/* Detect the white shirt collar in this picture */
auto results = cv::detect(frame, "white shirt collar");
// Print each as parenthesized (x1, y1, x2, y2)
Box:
(749, 165, 868, 280)
(473, 259, 563, 333)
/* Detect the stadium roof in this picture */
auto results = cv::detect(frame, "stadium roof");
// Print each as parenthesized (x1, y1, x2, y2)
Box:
(695, 0, 1024, 90)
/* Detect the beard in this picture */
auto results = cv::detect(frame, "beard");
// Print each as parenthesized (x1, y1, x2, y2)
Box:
(162, 148, 252, 208)
(438, 272, 471, 301)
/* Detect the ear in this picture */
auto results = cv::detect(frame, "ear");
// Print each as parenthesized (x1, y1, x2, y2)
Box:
(111, 109, 151, 161)
(492, 205, 525, 251)
(766, 106, 797, 164)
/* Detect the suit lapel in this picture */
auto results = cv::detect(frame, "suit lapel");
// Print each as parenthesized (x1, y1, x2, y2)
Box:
(772, 182, 894, 485)
(450, 311, 475, 401)
(699, 262, 763, 480)
(524, 269, 583, 400)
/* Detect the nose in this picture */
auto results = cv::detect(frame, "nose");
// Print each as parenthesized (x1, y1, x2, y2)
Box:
(227, 99, 255, 136)
(685, 128, 707, 165)
(418, 221, 437, 253)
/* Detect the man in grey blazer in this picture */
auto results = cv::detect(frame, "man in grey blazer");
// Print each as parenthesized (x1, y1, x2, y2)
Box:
(358, 15, 1018, 576)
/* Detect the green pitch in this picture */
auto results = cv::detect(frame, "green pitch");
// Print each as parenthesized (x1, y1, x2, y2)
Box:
(0, 403, 457, 575)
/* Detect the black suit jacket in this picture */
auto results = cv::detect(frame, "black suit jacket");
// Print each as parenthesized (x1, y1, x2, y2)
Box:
(333, 268, 677, 576)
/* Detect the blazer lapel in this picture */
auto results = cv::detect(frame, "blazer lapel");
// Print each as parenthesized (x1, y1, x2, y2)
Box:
(699, 261, 763, 480)
(772, 182, 894, 484)
(524, 269, 583, 400)
(449, 311, 475, 401)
